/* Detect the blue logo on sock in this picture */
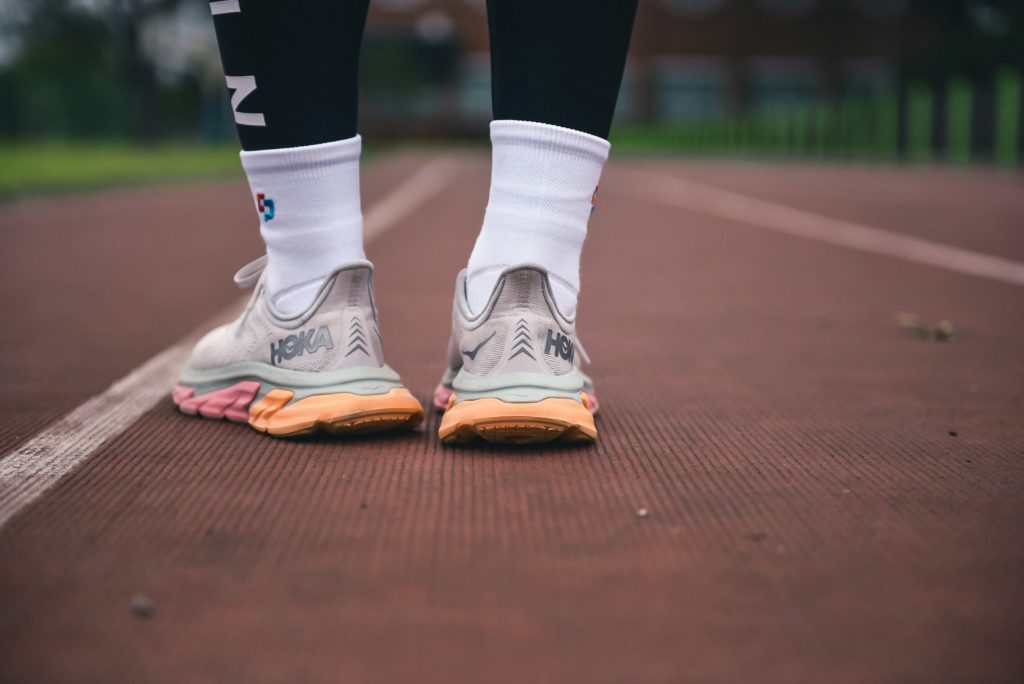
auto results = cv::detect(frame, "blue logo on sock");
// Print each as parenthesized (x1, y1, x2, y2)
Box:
(256, 192, 275, 221)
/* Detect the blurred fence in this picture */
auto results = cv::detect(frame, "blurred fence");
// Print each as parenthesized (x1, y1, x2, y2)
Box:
(610, 68, 1022, 166)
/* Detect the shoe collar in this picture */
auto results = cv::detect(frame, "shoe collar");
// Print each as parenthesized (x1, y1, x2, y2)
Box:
(233, 255, 375, 290)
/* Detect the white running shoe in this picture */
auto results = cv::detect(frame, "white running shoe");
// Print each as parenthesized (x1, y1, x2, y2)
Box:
(434, 265, 598, 445)
(173, 256, 423, 437)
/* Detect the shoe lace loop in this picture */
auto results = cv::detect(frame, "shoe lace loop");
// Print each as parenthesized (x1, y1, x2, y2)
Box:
(234, 255, 267, 289)
(574, 335, 591, 365)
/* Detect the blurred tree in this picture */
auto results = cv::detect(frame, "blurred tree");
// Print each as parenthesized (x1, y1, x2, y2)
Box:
(1, 0, 190, 141)
(106, 0, 191, 139)
(904, 0, 1024, 78)
(1, 0, 119, 138)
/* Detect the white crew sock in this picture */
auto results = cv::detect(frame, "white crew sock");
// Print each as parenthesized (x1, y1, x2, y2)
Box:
(466, 120, 610, 316)
(240, 135, 365, 314)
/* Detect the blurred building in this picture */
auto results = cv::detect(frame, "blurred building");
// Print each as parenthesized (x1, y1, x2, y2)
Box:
(361, 0, 909, 131)
(356, 0, 1021, 162)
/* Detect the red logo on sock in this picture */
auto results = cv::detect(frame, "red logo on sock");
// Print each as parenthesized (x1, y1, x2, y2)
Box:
(255, 192, 275, 221)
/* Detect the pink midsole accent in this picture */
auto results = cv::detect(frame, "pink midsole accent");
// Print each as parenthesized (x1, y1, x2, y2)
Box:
(172, 381, 261, 423)
(432, 383, 454, 411)
(583, 391, 599, 415)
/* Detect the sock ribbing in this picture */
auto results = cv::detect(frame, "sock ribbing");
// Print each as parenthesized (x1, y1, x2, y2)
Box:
(466, 120, 610, 316)
(240, 135, 365, 314)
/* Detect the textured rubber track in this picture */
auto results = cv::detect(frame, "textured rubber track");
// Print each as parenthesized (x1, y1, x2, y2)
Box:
(2, 153, 1023, 683)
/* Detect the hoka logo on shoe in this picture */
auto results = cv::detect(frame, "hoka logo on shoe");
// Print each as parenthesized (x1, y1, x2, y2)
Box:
(545, 329, 574, 362)
(270, 325, 333, 366)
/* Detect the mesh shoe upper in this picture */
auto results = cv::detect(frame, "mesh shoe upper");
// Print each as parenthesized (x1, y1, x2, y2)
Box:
(445, 265, 585, 389)
(187, 260, 386, 373)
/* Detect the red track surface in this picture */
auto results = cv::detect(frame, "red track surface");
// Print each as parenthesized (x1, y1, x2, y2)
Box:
(1, 152, 1022, 683)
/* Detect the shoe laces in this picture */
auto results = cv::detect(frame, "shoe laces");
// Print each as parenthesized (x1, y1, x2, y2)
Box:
(233, 255, 267, 289)
(574, 335, 591, 365)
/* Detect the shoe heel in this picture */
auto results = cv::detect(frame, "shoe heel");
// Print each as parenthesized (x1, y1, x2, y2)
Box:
(249, 388, 424, 437)
(438, 394, 596, 445)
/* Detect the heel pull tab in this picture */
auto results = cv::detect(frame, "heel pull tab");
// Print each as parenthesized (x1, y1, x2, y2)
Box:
(496, 265, 546, 304)
(344, 267, 369, 307)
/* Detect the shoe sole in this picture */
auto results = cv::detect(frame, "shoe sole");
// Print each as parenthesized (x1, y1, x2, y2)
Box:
(438, 394, 597, 445)
(173, 381, 423, 438)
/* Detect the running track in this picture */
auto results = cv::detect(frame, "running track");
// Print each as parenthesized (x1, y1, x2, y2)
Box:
(1, 152, 1022, 683)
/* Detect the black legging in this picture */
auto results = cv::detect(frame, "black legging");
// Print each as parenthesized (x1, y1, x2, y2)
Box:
(212, 0, 638, 150)
(487, 0, 637, 140)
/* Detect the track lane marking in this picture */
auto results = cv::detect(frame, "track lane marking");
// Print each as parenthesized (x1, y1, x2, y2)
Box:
(0, 155, 460, 530)
(616, 167, 1024, 288)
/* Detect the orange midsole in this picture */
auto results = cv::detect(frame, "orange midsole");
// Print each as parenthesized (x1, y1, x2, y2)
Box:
(249, 387, 423, 432)
(439, 394, 596, 438)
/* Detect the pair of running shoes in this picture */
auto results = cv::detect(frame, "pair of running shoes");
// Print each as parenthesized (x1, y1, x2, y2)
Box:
(172, 258, 598, 445)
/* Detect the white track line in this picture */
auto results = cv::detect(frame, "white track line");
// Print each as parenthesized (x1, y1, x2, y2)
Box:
(0, 155, 459, 530)
(363, 157, 457, 240)
(209, 1, 240, 16)
(617, 167, 1024, 288)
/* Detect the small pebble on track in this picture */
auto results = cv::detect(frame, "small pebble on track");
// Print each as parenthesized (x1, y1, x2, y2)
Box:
(131, 594, 154, 619)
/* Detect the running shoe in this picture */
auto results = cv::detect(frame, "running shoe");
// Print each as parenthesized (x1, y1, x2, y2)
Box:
(434, 265, 598, 445)
(173, 256, 423, 437)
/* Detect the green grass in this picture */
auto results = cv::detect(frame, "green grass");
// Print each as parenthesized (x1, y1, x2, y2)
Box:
(0, 142, 243, 199)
